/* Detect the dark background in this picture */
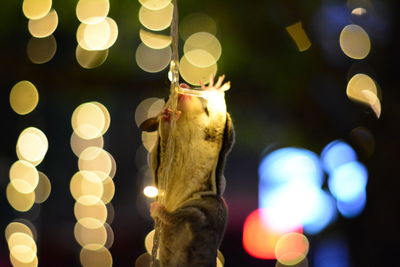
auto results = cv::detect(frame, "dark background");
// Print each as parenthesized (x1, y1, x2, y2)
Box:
(1, 0, 399, 266)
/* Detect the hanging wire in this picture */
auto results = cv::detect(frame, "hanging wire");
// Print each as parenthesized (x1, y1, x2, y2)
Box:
(151, 0, 179, 266)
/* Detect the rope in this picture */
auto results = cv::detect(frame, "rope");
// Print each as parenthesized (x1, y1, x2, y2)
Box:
(151, 0, 179, 266)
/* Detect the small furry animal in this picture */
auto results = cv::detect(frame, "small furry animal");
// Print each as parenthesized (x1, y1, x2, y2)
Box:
(140, 75, 235, 267)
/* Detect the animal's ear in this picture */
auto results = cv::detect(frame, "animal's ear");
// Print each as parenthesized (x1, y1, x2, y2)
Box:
(139, 117, 159, 132)
(215, 113, 235, 195)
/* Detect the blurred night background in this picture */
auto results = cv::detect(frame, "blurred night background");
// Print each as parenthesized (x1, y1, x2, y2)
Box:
(1, 0, 399, 266)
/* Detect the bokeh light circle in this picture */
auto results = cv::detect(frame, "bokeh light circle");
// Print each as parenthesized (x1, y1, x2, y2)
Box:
(328, 161, 368, 202)
(6, 183, 35, 212)
(179, 55, 217, 86)
(27, 35, 57, 64)
(139, 3, 173, 31)
(28, 9, 58, 38)
(5, 222, 34, 241)
(139, 29, 172, 49)
(9, 160, 39, 194)
(339, 24, 371, 60)
(9, 81, 39, 115)
(22, 0, 52, 20)
(135, 43, 172, 73)
(275, 233, 309, 266)
(16, 127, 48, 165)
(184, 32, 221, 67)
(76, 0, 110, 25)
(70, 171, 104, 205)
(74, 200, 108, 229)
(180, 13, 217, 41)
(76, 45, 109, 69)
(80, 246, 112, 267)
(320, 140, 357, 173)
(78, 147, 113, 178)
(74, 222, 107, 249)
(72, 102, 110, 140)
(71, 131, 104, 157)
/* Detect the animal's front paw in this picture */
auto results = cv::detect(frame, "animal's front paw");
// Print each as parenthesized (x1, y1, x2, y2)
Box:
(162, 108, 181, 122)
(200, 74, 230, 91)
(150, 202, 164, 218)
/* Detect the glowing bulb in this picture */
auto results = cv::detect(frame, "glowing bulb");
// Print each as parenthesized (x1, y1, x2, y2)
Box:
(143, 186, 159, 198)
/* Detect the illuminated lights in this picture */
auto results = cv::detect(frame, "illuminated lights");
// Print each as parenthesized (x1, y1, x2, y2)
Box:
(28, 9, 58, 38)
(339, 24, 371, 60)
(139, 29, 172, 49)
(135, 43, 172, 73)
(286, 22, 312, 52)
(27, 35, 57, 64)
(9, 160, 39, 194)
(8, 232, 37, 264)
(142, 131, 158, 152)
(179, 55, 218, 86)
(77, 19, 110, 51)
(74, 200, 108, 229)
(138, 3, 174, 31)
(72, 102, 110, 140)
(184, 32, 221, 67)
(242, 209, 303, 259)
(74, 222, 108, 248)
(80, 246, 113, 267)
(352, 7, 367, 16)
(275, 233, 309, 266)
(261, 182, 336, 233)
(76, 45, 109, 69)
(76, 0, 110, 25)
(76, 17, 118, 51)
(275, 259, 309, 267)
(337, 190, 367, 218)
(143, 186, 159, 198)
(5, 222, 35, 241)
(70, 171, 104, 205)
(78, 147, 113, 178)
(9, 81, 39, 115)
(22, 0, 52, 20)
(16, 127, 48, 166)
(321, 140, 357, 173)
(71, 132, 104, 157)
(139, 0, 171, 11)
(70, 102, 115, 265)
(346, 73, 378, 104)
(328, 161, 368, 202)
(180, 13, 217, 41)
(134, 97, 165, 127)
(144, 229, 155, 255)
(258, 148, 323, 188)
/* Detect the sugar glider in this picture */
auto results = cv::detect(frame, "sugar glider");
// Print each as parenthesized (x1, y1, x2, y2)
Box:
(140, 75, 235, 267)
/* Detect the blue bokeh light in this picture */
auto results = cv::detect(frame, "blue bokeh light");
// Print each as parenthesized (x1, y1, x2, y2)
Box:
(303, 190, 337, 235)
(328, 161, 368, 202)
(337, 190, 367, 218)
(259, 147, 324, 188)
(321, 140, 358, 173)
(259, 148, 331, 232)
